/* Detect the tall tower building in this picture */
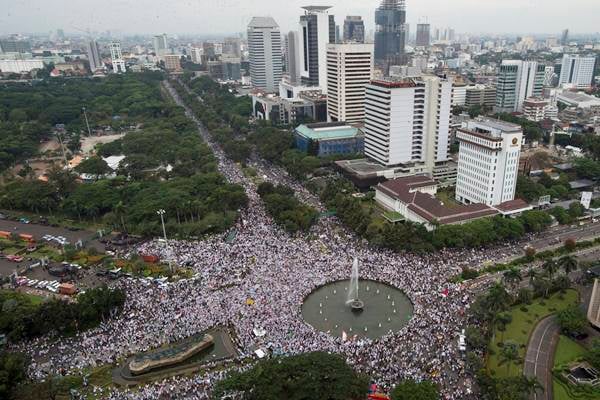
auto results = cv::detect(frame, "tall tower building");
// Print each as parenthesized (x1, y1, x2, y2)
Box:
(495, 60, 545, 113)
(326, 43, 374, 124)
(559, 54, 596, 89)
(153, 34, 168, 57)
(561, 29, 569, 46)
(109, 42, 126, 73)
(455, 118, 523, 206)
(299, 6, 336, 92)
(416, 24, 431, 47)
(86, 40, 102, 72)
(286, 31, 302, 85)
(247, 17, 283, 93)
(374, 0, 406, 66)
(364, 75, 453, 172)
(343, 16, 365, 43)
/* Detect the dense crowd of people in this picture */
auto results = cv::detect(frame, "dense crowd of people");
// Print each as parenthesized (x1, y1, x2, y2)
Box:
(13, 80, 531, 400)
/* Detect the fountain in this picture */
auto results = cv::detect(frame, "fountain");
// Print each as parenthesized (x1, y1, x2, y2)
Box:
(346, 257, 364, 311)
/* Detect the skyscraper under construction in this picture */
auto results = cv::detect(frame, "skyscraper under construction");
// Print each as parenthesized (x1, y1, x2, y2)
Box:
(374, 0, 406, 69)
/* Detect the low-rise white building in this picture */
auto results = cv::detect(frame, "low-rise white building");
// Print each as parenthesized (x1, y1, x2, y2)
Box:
(455, 118, 523, 207)
(0, 59, 44, 73)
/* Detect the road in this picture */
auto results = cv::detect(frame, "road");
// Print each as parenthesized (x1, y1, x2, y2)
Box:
(523, 316, 560, 400)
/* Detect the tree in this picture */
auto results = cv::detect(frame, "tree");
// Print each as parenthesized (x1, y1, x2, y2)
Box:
(390, 379, 439, 400)
(212, 352, 369, 400)
(541, 260, 558, 279)
(499, 340, 520, 375)
(587, 339, 600, 370)
(564, 238, 577, 252)
(557, 255, 578, 276)
(0, 351, 27, 399)
(75, 156, 111, 180)
(556, 305, 588, 337)
(503, 267, 522, 290)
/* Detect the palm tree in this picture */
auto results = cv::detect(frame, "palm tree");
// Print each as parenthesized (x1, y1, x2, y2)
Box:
(503, 268, 523, 290)
(542, 259, 558, 279)
(523, 376, 544, 397)
(114, 201, 127, 233)
(558, 255, 578, 276)
(526, 268, 538, 288)
(499, 341, 520, 375)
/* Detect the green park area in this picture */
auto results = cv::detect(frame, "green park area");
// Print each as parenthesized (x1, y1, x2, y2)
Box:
(487, 289, 579, 378)
(552, 335, 598, 400)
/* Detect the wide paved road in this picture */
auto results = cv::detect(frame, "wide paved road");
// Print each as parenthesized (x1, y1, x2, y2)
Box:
(523, 316, 560, 400)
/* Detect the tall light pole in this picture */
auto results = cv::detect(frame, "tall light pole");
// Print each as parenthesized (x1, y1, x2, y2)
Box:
(82, 107, 92, 137)
(156, 209, 172, 273)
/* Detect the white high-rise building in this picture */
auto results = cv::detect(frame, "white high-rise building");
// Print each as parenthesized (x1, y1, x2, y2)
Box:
(299, 6, 335, 93)
(452, 84, 467, 107)
(109, 42, 126, 73)
(364, 75, 453, 173)
(326, 43, 374, 124)
(190, 47, 203, 64)
(247, 17, 283, 93)
(495, 60, 545, 113)
(559, 54, 596, 89)
(153, 34, 168, 57)
(455, 118, 523, 206)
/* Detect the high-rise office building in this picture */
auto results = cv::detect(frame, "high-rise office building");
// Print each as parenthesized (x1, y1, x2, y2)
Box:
(299, 6, 336, 92)
(559, 54, 596, 89)
(153, 34, 168, 57)
(416, 24, 431, 47)
(495, 60, 545, 113)
(223, 37, 242, 57)
(561, 29, 569, 46)
(286, 31, 302, 85)
(326, 43, 374, 123)
(455, 118, 523, 206)
(86, 40, 103, 72)
(343, 16, 365, 43)
(247, 17, 283, 93)
(109, 42, 126, 73)
(364, 75, 452, 172)
(164, 54, 182, 72)
(374, 0, 406, 66)
(0, 39, 32, 54)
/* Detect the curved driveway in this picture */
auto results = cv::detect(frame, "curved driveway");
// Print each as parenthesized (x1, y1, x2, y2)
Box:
(523, 316, 560, 400)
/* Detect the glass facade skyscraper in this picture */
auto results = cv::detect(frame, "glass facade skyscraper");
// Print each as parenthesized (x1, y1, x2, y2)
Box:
(374, 0, 406, 67)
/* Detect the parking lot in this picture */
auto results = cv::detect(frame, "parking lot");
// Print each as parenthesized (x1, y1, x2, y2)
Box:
(0, 219, 106, 277)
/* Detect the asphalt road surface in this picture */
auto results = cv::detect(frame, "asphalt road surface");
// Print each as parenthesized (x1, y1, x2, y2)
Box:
(523, 316, 560, 400)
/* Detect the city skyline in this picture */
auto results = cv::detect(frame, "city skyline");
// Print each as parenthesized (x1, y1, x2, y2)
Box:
(1, 0, 600, 36)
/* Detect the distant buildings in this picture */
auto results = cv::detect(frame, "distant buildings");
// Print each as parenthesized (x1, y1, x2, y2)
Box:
(109, 42, 126, 73)
(495, 60, 545, 112)
(364, 76, 453, 175)
(286, 31, 302, 85)
(465, 84, 497, 108)
(455, 118, 523, 206)
(0, 59, 44, 74)
(374, 0, 406, 66)
(0, 39, 31, 54)
(415, 23, 431, 47)
(153, 34, 169, 57)
(86, 40, 102, 72)
(247, 17, 283, 93)
(556, 91, 600, 109)
(164, 54, 182, 72)
(561, 28, 569, 46)
(299, 6, 335, 92)
(559, 54, 596, 89)
(294, 122, 364, 156)
(326, 43, 374, 124)
(343, 16, 365, 43)
(522, 97, 558, 121)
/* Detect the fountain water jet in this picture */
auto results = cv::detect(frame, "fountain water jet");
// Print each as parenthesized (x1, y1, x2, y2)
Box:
(346, 257, 364, 311)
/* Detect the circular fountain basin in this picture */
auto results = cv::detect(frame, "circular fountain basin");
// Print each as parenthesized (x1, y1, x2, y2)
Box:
(301, 279, 413, 340)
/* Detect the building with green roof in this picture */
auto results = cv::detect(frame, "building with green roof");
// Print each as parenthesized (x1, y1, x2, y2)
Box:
(294, 122, 364, 157)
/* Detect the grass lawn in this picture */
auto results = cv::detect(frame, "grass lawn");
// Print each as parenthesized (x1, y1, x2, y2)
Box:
(553, 336, 600, 400)
(487, 289, 579, 378)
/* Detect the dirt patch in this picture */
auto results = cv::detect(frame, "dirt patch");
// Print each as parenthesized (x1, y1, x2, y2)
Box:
(81, 134, 126, 154)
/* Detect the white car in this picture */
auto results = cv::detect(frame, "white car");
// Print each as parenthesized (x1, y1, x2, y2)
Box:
(458, 329, 467, 352)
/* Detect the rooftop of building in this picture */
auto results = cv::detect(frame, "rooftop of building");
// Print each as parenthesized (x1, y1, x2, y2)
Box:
(376, 177, 499, 225)
(247, 17, 280, 28)
(369, 78, 418, 89)
(296, 122, 361, 141)
(469, 117, 523, 133)
(302, 5, 332, 12)
(558, 91, 600, 104)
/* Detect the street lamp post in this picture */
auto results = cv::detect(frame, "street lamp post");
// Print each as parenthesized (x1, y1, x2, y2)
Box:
(82, 107, 92, 137)
(156, 209, 172, 273)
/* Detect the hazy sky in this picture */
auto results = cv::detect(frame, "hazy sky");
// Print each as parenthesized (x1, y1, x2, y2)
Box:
(1, 0, 599, 36)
